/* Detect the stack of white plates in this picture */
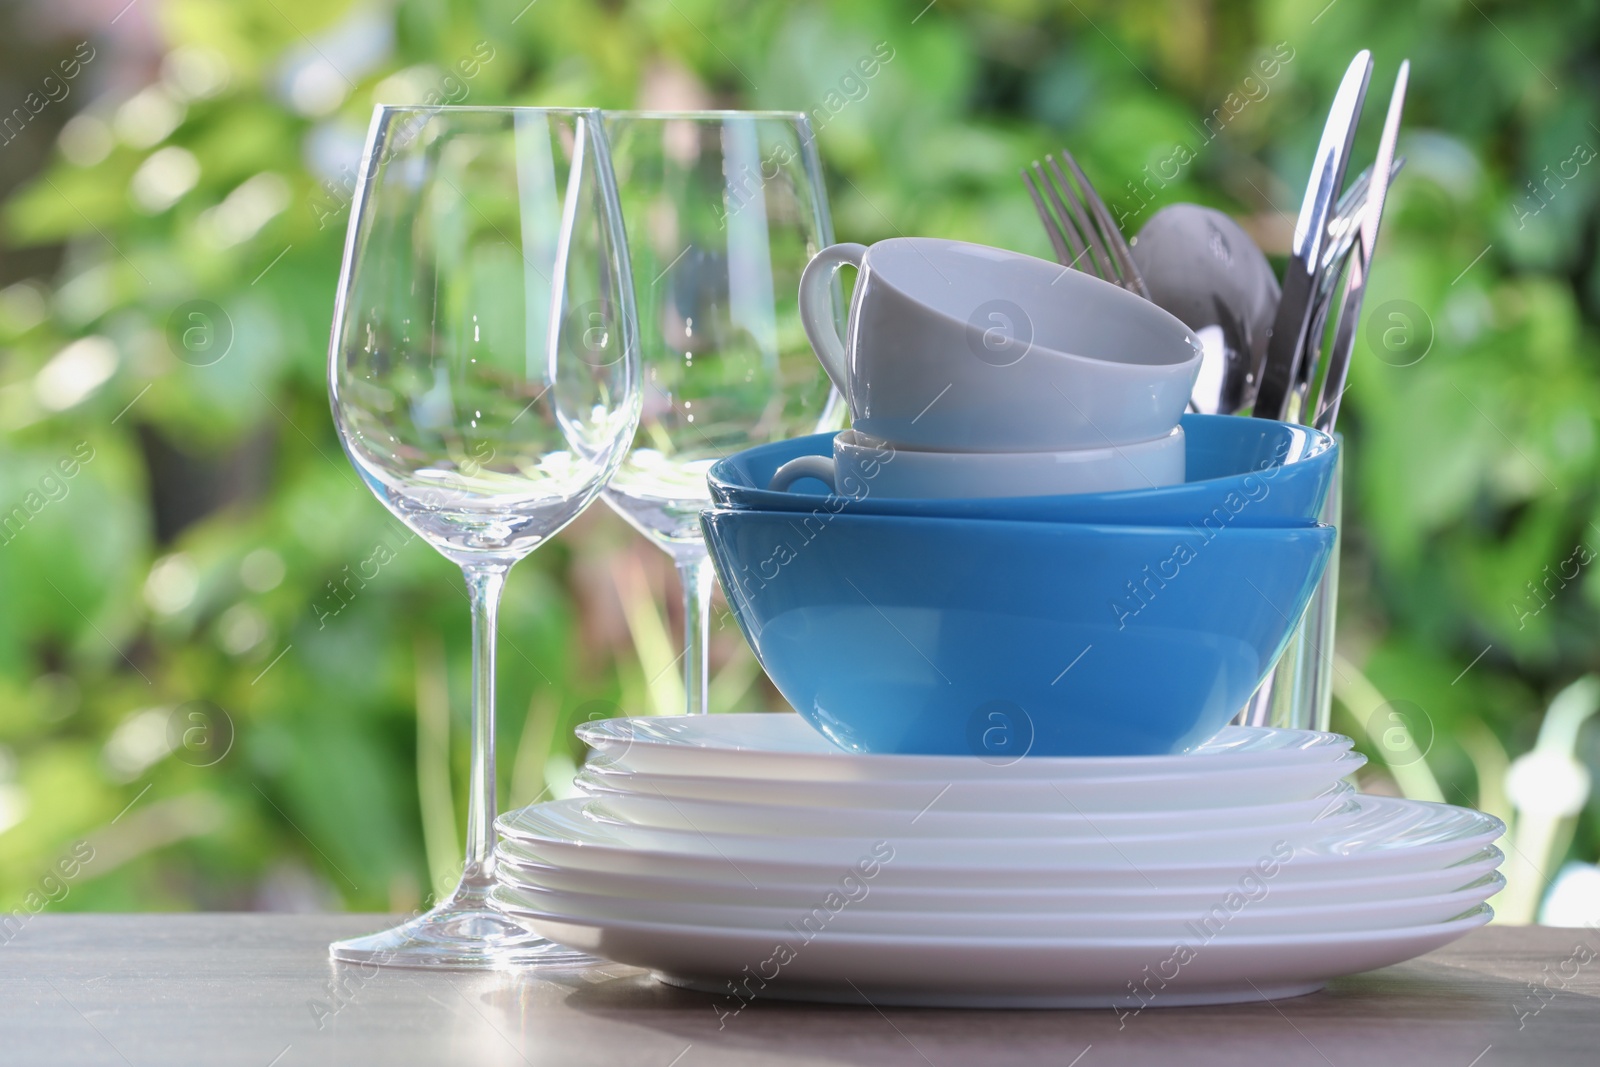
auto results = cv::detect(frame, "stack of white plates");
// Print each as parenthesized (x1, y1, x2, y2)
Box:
(491, 714, 1503, 1008)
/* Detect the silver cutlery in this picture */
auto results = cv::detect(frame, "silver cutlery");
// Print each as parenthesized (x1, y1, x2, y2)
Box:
(1310, 60, 1409, 433)
(1122, 161, 1399, 418)
(1239, 63, 1407, 735)
(1317, 158, 1404, 305)
(1129, 204, 1280, 415)
(1322, 160, 1399, 266)
(1253, 51, 1373, 422)
(1294, 156, 1406, 411)
(1023, 150, 1150, 298)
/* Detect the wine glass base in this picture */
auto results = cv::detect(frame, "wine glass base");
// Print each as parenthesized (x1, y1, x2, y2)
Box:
(329, 896, 595, 970)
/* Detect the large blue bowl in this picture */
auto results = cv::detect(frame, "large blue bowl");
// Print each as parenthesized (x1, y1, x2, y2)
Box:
(701, 508, 1334, 757)
(707, 414, 1336, 527)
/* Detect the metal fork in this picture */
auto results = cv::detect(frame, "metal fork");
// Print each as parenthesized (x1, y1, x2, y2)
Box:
(1291, 156, 1405, 419)
(1022, 150, 1150, 299)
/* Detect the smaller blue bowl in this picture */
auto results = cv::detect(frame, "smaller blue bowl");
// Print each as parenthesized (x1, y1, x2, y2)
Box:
(702, 507, 1334, 757)
(707, 414, 1336, 527)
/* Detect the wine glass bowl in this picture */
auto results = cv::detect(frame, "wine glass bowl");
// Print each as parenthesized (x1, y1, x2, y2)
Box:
(334, 108, 638, 565)
(327, 106, 639, 967)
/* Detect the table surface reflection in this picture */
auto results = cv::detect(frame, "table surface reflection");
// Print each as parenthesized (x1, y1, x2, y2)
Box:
(1, 915, 1595, 1066)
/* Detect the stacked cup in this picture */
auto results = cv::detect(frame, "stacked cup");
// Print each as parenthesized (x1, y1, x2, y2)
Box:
(775, 237, 1200, 497)
(701, 238, 1342, 758)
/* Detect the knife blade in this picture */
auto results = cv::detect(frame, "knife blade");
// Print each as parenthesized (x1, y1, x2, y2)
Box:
(1293, 156, 1407, 411)
(1312, 60, 1410, 433)
(1252, 50, 1373, 422)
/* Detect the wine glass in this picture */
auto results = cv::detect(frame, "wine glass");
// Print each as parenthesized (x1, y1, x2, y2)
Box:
(326, 106, 640, 968)
(601, 111, 845, 715)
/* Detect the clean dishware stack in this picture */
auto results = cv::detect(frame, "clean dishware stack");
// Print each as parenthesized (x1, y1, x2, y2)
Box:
(320, 49, 1479, 1003)
(698, 236, 1341, 759)
(480, 58, 1502, 1003)
(490, 714, 1504, 1007)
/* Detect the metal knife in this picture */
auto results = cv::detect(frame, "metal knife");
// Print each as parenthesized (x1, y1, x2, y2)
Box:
(1312, 60, 1410, 433)
(1293, 156, 1407, 410)
(1251, 51, 1373, 422)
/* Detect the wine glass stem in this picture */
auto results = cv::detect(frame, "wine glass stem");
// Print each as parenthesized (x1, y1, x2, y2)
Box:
(460, 561, 510, 894)
(677, 551, 715, 716)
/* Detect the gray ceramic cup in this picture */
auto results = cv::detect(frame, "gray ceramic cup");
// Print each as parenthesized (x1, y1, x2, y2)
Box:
(798, 237, 1203, 453)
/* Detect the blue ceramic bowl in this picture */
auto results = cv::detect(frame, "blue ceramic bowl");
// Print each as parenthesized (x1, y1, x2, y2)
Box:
(701, 508, 1334, 757)
(707, 414, 1336, 527)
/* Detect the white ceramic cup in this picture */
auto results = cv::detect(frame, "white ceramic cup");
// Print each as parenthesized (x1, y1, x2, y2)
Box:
(797, 237, 1203, 453)
(768, 426, 1185, 500)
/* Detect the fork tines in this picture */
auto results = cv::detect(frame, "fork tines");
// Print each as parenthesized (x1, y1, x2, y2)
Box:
(1022, 149, 1149, 298)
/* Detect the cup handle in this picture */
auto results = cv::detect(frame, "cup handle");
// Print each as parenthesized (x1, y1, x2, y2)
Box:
(768, 456, 837, 493)
(798, 242, 867, 397)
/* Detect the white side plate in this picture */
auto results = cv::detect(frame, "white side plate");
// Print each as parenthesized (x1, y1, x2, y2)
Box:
(495, 795, 1502, 888)
(496, 795, 1501, 874)
(495, 844, 1505, 913)
(490, 872, 1501, 938)
(493, 901, 1493, 1008)
(580, 780, 1358, 838)
(575, 752, 1367, 814)
(576, 714, 1352, 781)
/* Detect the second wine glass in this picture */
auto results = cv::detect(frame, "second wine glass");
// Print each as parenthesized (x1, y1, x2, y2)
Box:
(602, 111, 845, 716)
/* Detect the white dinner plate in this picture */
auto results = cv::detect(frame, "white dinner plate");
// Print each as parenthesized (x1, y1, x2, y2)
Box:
(490, 871, 1501, 938)
(580, 779, 1358, 838)
(495, 796, 1502, 888)
(493, 844, 1505, 914)
(577, 714, 1353, 781)
(575, 752, 1367, 814)
(498, 795, 1495, 872)
(492, 900, 1494, 1008)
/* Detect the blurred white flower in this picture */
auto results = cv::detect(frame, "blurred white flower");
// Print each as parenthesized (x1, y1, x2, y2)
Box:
(114, 85, 185, 148)
(58, 114, 114, 166)
(1505, 749, 1591, 817)
(145, 553, 199, 615)
(302, 119, 366, 186)
(289, 61, 349, 117)
(217, 603, 270, 656)
(34, 335, 117, 411)
(277, 5, 391, 116)
(240, 548, 287, 592)
(0, 782, 26, 836)
(1540, 863, 1600, 927)
(199, 173, 291, 248)
(103, 708, 174, 781)
(131, 146, 200, 213)
(373, 66, 441, 105)
(162, 45, 231, 101)
(0, 280, 48, 332)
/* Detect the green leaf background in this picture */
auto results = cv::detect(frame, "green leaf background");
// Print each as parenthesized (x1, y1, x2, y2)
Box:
(0, 0, 1596, 919)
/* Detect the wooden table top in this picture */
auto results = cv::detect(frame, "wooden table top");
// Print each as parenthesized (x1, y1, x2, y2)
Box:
(1, 916, 1595, 1066)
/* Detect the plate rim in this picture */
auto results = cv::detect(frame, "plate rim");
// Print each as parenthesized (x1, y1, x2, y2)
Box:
(576, 778, 1360, 831)
(489, 870, 1505, 927)
(576, 714, 1354, 776)
(494, 897, 1494, 951)
(495, 795, 1505, 877)
(492, 842, 1507, 901)
(579, 749, 1370, 794)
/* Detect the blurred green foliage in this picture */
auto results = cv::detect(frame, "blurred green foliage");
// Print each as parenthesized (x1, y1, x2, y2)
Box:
(0, 0, 1597, 915)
